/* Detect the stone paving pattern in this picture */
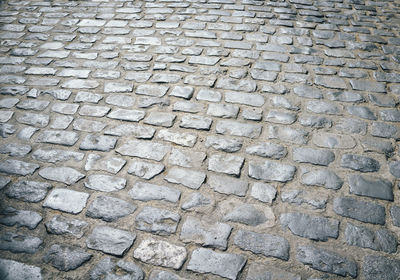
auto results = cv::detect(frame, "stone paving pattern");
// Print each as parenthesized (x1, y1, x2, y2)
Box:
(0, 0, 399, 279)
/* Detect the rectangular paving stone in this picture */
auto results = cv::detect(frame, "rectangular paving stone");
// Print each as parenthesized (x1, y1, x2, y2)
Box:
(135, 206, 180, 236)
(187, 248, 246, 280)
(208, 174, 248, 196)
(43, 188, 89, 214)
(208, 154, 244, 176)
(133, 238, 186, 269)
(0, 258, 42, 280)
(164, 167, 206, 189)
(0, 159, 39, 176)
(129, 181, 180, 203)
(157, 129, 197, 147)
(216, 120, 262, 138)
(117, 140, 169, 161)
(249, 160, 296, 182)
(36, 130, 79, 146)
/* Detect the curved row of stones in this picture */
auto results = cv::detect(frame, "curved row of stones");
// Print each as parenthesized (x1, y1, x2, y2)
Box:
(0, 0, 399, 279)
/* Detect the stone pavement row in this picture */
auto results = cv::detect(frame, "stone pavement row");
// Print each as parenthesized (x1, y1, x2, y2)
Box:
(0, 0, 399, 279)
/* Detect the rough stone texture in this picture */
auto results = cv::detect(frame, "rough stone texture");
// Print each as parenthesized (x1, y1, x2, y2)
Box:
(187, 248, 246, 280)
(180, 216, 232, 250)
(2, 0, 400, 278)
(133, 239, 187, 269)
(43, 188, 89, 214)
(348, 174, 393, 201)
(86, 226, 135, 256)
(234, 230, 289, 260)
(280, 213, 339, 241)
(90, 257, 144, 280)
(43, 244, 92, 271)
(333, 196, 386, 225)
(363, 255, 400, 280)
(135, 206, 180, 235)
(86, 195, 136, 222)
(297, 245, 358, 278)
(0, 232, 42, 254)
(345, 223, 397, 253)
(0, 258, 42, 280)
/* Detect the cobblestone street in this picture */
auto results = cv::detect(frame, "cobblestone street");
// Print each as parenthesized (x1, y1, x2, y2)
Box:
(0, 0, 400, 279)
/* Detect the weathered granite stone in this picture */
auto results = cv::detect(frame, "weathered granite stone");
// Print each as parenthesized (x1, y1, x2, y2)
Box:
(84, 174, 126, 192)
(181, 192, 213, 211)
(0, 232, 42, 254)
(246, 142, 287, 159)
(180, 216, 232, 250)
(86, 226, 136, 256)
(208, 154, 244, 176)
(349, 174, 393, 201)
(90, 257, 144, 280)
(281, 189, 328, 209)
(45, 215, 88, 238)
(85, 154, 126, 174)
(86, 195, 136, 222)
(0, 143, 31, 157)
(363, 255, 400, 280)
(164, 167, 206, 189)
(246, 263, 301, 280)
(234, 230, 289, 260)
(333, 196, 385, 225)
(297, 245, 357, 278)
(39, 167, 85, 185)
(5, 180, 51, 202)
(208, 174, 248, 196)
(168, 148, 206, 168)
(216, 120, 262, 138)
(0, 258, 42, 280)
(157, 129, 197, 147)
(80, 135, 117, 152)
(205, 136, 243, 153)
(249, 160, 296, 182)
(43, 244, 92, 271)
(43, 188, 89, 214)
(293, 147, 335, 166)
(0, 159, 39, 176)
(133, 239, 187, 269)
(36, 130, 79, 146)
(341, 154, 380, 172)
(187, 248, 246, 280)
(280, 213, 339, 241)
(345, 223, 397, 253)
(301, 169, 343, 190)
(135, 206, 180, 235)
(129, 182, 180, 203)
(250, 182, 276, 204)
(117, 140, 169, 161)
(0, 207, 42, 229)
(128, 160, 164, 180)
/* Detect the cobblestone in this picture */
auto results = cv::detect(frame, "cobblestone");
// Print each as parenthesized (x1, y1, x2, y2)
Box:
(1, 0, 400, 278)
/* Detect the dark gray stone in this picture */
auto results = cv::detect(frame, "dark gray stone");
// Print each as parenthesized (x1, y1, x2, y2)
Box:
(43, 244, 92, 271)
(297, 245, 357, 278)
(90, 257, 144, 280)
(234, 230, 289, 260)
(135, 206, 180, 235)
(0, 207, 42, 229)
(0, 258, 42, 280)
(86, 196, 136, 222)
(371, 122, 400, 139)
(347, 106, 377, 120)
(341, 154, 380, 172)
(0, 232, 42, 254)
(5, 180, 51, 202)
(345, 223, 397, 253)
(45, 215, 88, 238)
(280, 213, 339, 241)
(349, 174, 393, 201)
(86, 226, 136, 256)
(363, 255, 400, 280)
(391, 206, 400, 227)
(333, 196, 385, 225)
(187, 248, 246, 280)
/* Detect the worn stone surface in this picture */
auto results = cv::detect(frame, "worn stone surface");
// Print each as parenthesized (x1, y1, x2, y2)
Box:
(133, 239, 186, 269)
(187, 248, 246, 280)
(86, 226, 135, 257)
(2, 0, 400, 278)
(0, 258, 42, 280)
(43, 244, 92, 271)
